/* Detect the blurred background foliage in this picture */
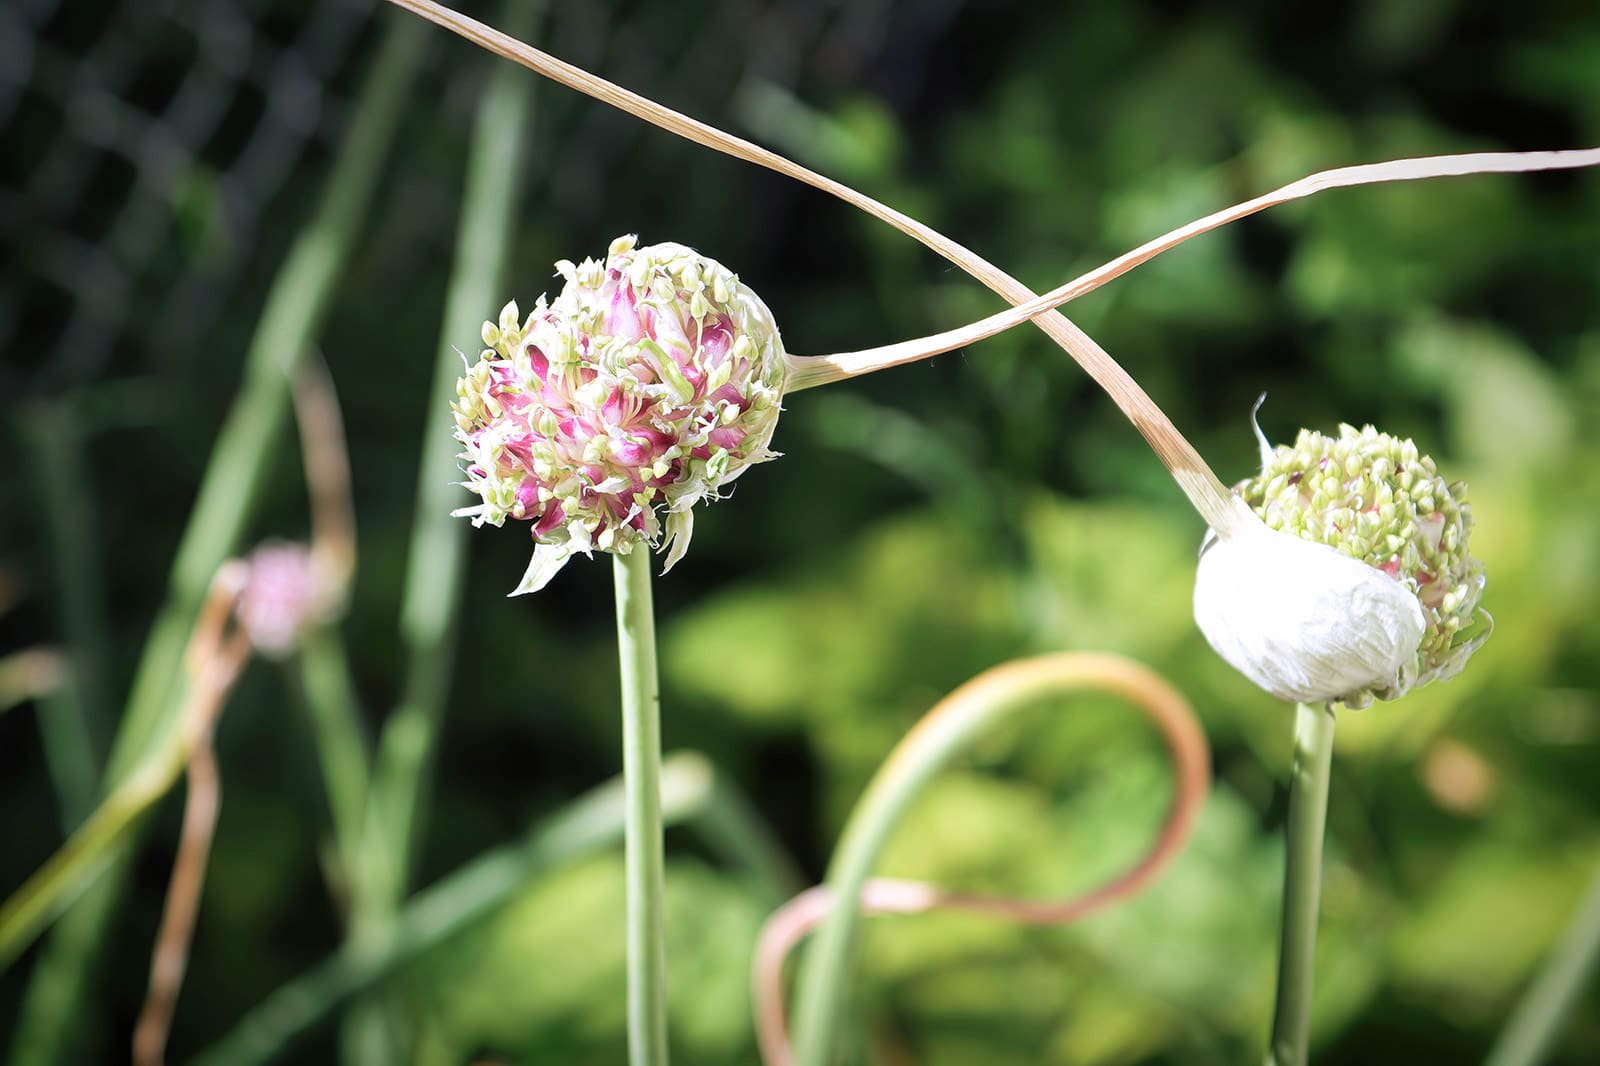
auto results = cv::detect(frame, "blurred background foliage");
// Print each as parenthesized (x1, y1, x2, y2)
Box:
(2, 0, 1599, 1063)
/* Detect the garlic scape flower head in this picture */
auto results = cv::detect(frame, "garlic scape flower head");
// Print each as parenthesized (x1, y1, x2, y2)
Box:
(452, 235, 788, 594)
(1194, 420, 1490, 709)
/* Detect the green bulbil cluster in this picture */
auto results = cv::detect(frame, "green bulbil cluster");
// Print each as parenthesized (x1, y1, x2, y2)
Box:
(1237, 423, 1490, 707)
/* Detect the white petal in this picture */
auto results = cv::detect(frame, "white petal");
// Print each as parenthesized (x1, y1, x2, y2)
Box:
(660, 508, 694, 574)
(510, 544, 570, 597)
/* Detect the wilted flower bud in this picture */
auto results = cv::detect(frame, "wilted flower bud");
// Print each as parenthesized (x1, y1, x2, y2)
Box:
(452, 235, 788, 594)
(1194, 422, 1490, 708)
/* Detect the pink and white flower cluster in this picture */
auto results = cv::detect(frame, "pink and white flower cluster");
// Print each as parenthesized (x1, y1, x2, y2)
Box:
(453, 235, 788, 594)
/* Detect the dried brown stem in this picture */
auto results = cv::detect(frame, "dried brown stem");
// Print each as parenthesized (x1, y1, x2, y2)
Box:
(133, 567, 253, 1066)
(0, 648, 66, 712)
(754, 652, 1211, 1066)
(292, 350, 357, 602)
(805, 148, 1600, 379)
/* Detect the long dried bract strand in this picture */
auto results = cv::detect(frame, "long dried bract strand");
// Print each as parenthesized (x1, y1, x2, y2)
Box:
(133, 567, 253, 1066)
(293, 351, 357, 598)
(804, 148, 1600, 378)
(380, 0, 1242, 533)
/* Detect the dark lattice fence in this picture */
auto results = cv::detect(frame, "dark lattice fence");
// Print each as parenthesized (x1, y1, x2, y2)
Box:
(0, 0, 378, 396)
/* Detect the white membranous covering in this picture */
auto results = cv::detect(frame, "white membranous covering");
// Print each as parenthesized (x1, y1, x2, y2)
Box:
(1195, 423, 1489, 708)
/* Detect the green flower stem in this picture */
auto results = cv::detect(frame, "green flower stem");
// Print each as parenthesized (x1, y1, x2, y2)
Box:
(1266, 701, 1338, 1066)
(615, 549, 669, 1066)
(1485, 852, 1600, 1066)
(6, 18, 425, 1064)
(191, 752, 718, 1066)
(292, 626, 372, 885)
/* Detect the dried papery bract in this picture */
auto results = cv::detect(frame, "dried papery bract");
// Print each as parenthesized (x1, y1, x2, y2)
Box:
(1194, 514, 1427, 706)
(1193, 419, 1489, 708)
(453, 235, 788, 594)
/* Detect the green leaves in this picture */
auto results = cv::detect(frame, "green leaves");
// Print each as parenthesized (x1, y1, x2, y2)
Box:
(419, 856, 772, 1064)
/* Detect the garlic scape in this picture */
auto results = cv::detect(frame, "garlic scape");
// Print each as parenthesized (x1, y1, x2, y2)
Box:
(1194, 414, 1490, 708)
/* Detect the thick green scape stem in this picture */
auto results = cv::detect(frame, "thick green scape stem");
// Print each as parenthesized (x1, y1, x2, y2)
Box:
(615, 550, 670, 1066)
(1485, 853, 1600, 1066)
(1266, 701, 1337, 1066)
(7, 17, 426, 1065)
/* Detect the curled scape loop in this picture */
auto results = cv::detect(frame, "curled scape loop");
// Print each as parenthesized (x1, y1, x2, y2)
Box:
(757, 651, 1212, 1066)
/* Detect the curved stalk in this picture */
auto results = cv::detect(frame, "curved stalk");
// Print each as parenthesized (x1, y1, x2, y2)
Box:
(287, 349, 369, 887)
(1266, 701, 1337, 1066)
(132, 712, 224, 1066)
(767, 653, 1210, 1066)
(615, 549, 669, 1066)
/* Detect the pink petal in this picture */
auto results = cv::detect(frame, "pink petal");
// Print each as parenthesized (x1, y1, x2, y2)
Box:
(533, 502, 566, 536)
(709, 426, 746, 450)
(605, 283, 644, 341)
(514, 479, 542, 517)
(526, 344, 550, 381)
(700, 316, 734, 362)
